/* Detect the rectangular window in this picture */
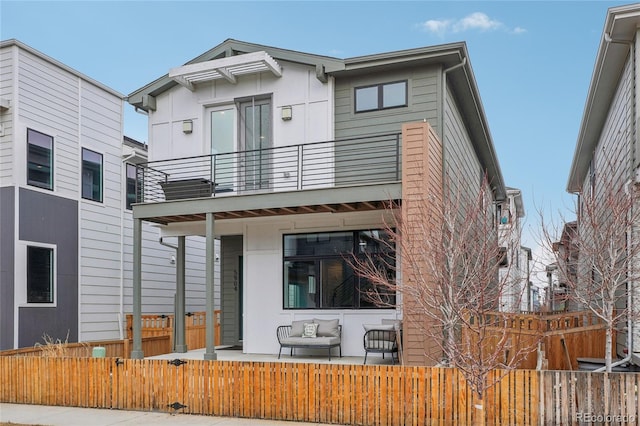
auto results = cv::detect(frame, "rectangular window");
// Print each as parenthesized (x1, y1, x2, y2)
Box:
(82, 148, 103, 202)
(126, 163, 138, 210)
(355, 81, 407, 113)
(283, 230, 395, 309)
(27, 128, 54, 190)
(27, 246, 54, 303)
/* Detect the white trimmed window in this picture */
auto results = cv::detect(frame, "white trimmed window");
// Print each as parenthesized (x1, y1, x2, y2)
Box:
(82, 148, 103, 202)
(27, 128, 54, 190)
(21, 243, 56, 305)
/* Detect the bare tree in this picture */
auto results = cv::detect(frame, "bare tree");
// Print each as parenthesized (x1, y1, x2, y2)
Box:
(351, 175, 538, 423)
(540, 157, 640, 372)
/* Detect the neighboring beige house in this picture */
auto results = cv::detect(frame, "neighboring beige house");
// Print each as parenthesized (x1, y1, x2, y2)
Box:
(567, 4, 640, 364)
(127, 39, 507, 365)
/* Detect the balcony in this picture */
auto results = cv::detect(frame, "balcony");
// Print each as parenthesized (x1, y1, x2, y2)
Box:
(135, 133, 402, 204)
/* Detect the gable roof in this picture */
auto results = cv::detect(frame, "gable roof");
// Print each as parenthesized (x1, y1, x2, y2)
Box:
(127, 38, 344, 110)
(567, 4, 640, 193)
(127, 39, 505, 200)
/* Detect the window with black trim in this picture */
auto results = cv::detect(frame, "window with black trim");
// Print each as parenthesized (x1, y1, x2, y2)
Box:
(355, 81, 407, 113)
(82, 148, 103, 202)
(27, 128, 54, 190)
(283, 230, 395, 309)
(125, 163, 139, 210)
(27, 246, 54, 303)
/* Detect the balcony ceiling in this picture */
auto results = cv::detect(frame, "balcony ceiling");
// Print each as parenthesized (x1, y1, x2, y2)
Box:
(168, 51, 282, 90)
(133, 183, 402, 226)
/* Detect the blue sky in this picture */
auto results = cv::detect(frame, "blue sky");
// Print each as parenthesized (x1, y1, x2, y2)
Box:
(1, 0, 625, 280)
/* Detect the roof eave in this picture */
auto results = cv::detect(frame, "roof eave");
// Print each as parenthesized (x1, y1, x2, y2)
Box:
(128, 38, 345, 111)
(567, 4, 640, 193)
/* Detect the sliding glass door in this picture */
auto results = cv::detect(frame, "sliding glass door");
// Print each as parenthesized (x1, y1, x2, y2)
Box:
(239, 98, 271, 191)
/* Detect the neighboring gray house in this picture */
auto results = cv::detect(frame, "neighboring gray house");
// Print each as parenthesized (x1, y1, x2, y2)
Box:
(0, 40, 207, 350)
(567, 4, 640, 364)
(127, 39, 507, 365)
(497, 187, 532, 312)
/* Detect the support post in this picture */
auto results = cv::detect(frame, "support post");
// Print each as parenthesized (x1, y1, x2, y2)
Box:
(175, 236, 187, 353)
(204, 212, 217, 360)
(131, 218, 144, 359)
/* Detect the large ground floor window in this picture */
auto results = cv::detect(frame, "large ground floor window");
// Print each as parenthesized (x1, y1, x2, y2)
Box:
(283, 230, 395, 309)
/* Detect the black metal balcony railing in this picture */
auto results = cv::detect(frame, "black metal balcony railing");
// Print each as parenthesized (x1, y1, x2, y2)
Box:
(135, 133, 402, 203)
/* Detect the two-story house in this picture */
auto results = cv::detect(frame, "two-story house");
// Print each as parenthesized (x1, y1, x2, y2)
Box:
(127, 39, 507, 365)
(567, 4, 640, 365)
(0, 40, 208, 350)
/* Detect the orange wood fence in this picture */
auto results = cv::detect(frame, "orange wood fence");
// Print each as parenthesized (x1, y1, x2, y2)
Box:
(465, 311, 612, 370)
(125, 310, 221, 349)
(0, 336, 170, 359)
(2, 357, 639, 425)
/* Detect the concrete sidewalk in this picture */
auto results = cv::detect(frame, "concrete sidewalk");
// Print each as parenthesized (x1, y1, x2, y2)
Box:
(0, 403, 338, 426)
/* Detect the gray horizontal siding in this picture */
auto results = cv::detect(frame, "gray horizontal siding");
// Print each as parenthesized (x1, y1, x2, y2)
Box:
(443, 83, 481, 198)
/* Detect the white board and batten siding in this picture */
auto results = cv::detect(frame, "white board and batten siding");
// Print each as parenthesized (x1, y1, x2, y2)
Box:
(148, 60, 332, 162)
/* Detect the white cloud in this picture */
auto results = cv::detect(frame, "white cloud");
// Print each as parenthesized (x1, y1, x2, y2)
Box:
(453, 12, 503, 32)
(419, 12, 525, 37)
(420, 19, 452, 37)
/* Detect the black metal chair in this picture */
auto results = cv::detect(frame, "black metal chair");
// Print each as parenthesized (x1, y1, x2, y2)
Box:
(363, 328, 399, 365)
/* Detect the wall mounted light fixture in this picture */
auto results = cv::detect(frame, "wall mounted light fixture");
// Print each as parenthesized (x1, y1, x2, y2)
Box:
(281, 106, 292, 121)
(182, 119, 193, 134)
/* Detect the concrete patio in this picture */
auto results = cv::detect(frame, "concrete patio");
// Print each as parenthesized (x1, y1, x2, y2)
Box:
(146, 345, 399, 365)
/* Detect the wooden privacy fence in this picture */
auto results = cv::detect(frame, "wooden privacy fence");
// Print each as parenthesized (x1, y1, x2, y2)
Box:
(466, 311, 611, 370)
(0, 336, 170, 359)
(2, 357, 640, 425)
(125, 310, 221, 350)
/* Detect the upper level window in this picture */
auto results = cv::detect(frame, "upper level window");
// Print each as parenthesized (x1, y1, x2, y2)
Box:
(82, 148, 103, 202)
(126, 163, 138, 210)
(27, 245, 54, 304)
(355, 81, 407, 113)
(27, 128, 54, 190)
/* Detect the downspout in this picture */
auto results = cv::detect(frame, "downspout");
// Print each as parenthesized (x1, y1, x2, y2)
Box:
(120, 150, 136, 340)
(159, 236, 178, 348)
(440, 56, 468, 194)
(593, 32, 636, 372)
(438, 56, 467, 366)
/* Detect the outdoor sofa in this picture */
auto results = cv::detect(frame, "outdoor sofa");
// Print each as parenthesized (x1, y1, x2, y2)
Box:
(277, 318, 342, 361)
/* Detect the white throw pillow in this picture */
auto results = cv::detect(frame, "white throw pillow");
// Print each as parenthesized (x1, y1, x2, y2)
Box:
(302, 322, 319, 338)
